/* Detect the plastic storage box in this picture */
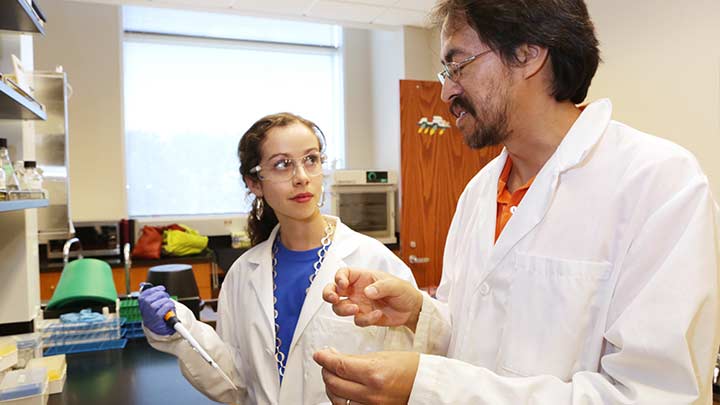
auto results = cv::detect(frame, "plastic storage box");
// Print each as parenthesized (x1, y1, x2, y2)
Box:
(119, 298, 142, 322)
(9, 335, 41, 369)
(25, 356, 66, 395)
(0, 338, 17, 373)
(38, 313, 122, 348)
(0, 368, 48, 405)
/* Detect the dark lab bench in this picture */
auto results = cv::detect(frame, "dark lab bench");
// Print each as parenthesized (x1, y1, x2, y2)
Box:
(48, 339, 222, 405)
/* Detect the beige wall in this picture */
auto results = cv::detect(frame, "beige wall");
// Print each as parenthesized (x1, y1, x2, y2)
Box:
(370, 28, 404, 174)
(342, 28, 375, 169)
(370, 26, 440, 175)
(585, 0, 720, 196)
(36, 1, 720, 223)
(30, 0, 438, 223)
(403, 26, 440, 82)
(33, 1, 126, 222)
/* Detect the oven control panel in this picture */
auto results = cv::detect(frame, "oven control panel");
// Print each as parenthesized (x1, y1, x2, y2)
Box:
(331, 169, 397, 185)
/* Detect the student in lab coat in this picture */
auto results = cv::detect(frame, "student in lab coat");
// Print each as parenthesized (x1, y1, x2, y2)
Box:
(138, 112, 415, 404)
(313, 1, 720, 404)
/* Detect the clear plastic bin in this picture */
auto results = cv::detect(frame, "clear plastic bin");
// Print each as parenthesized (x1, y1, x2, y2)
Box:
(25, 356, 65, 395)
(38, 313, 122, 348)
(0, 338, 17, 373)
(9, 334, 41, 370)
(0, 368, 48, 405)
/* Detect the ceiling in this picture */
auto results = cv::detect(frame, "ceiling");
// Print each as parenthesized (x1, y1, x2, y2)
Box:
(68, 0, 440, 29)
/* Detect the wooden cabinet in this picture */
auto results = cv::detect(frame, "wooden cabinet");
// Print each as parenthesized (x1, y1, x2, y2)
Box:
(39, 271, 62, 302)
(399, 80, 502, 287)
(40, 260, 214, 301)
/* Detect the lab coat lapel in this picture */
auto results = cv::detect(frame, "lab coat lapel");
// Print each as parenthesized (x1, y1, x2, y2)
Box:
(247, 226, 280, 335)
(287, 218, 354, 361)
(288, 252, 342, 356)
(486, 160, 559, 275)
(483, 99, 613, 281)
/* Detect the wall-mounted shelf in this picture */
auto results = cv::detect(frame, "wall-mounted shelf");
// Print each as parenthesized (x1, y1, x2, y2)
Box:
(0, 79, 47, 120)
(0, 199, 49, 212)
(0, 0, 45, 35)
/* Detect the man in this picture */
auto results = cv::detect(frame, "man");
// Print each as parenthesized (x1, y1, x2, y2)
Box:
(313, 0, 720, 404)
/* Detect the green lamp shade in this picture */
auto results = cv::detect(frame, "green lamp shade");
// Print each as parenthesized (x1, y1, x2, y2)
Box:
(46, 258, 118, 309)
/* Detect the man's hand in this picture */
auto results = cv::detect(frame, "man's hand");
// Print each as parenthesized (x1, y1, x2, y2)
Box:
(322, 268, 423, 331)
(313, 349, 419, 405)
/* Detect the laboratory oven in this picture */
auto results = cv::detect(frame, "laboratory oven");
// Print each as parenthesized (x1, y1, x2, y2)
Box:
(327, 169, 397, 244)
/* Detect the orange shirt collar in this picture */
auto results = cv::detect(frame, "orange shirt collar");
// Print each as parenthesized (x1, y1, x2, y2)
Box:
(497, 157, 535, 198)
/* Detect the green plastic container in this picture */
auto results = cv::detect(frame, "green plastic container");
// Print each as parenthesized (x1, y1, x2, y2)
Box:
(46, 258, 118, 309)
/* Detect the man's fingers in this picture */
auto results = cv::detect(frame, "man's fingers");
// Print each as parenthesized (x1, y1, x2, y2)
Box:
(364, 277, 411, 300)
(321, 368, 367, 405)
(335, 267, 351, 290)
(353, 309, 383, 327)
(313, 349, 369, 382)
(323, 283, 340, 304)
(332, 300, 359, 317)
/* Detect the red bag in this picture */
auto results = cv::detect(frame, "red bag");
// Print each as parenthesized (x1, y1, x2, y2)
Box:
(131, 224, 184, 259)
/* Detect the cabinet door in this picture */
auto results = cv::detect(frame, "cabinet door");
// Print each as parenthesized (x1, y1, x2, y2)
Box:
(40, 272, 62, 301)
(41, 261, 215, 301)
(400, 80, 502, 287)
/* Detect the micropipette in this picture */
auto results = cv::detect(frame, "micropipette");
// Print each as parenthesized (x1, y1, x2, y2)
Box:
(140, 283, 238, 390)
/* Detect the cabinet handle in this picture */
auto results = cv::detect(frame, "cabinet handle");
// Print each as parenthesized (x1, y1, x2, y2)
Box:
(409, 255, 430, 264)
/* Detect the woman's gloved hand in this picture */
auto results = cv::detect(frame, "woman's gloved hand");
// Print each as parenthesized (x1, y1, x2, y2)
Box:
(138, 285, 176, 336)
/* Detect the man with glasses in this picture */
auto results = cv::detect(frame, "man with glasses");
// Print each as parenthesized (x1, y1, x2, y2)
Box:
(314, 0, 720, 403)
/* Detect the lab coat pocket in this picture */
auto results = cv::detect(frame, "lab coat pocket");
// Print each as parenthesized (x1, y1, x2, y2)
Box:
(499, 253, 611, 381)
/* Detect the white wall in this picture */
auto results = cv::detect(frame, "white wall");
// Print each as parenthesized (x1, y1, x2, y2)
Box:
(585, 0, 720, 196)
(34, 1, 126, 222)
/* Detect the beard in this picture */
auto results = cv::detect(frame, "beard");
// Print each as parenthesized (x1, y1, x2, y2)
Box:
(451, 81, 512, 150)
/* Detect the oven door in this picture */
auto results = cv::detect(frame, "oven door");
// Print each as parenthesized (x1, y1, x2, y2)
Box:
(330, 185, 396, 244)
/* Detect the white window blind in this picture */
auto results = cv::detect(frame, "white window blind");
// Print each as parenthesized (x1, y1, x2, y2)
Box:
(122, 7, 344, 217)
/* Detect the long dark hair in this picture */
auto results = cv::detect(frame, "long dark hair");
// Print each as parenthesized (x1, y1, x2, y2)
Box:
(431, 0, 600, 104)
(238, 112, 327, 246)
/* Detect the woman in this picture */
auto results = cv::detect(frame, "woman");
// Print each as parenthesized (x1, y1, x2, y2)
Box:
(139, 112, 416, 404)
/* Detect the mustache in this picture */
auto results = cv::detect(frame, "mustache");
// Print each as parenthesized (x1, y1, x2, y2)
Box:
(450, 96, 476, 118)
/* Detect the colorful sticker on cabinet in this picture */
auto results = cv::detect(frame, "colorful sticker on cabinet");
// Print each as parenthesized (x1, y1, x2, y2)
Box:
(417, 116, 451, 136)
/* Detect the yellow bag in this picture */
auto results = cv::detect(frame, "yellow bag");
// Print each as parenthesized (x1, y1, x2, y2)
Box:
(162, 224, 208, 256)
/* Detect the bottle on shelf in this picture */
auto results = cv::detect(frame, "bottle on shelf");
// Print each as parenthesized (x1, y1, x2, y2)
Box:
(13, 160, 26, 190)
(0, 138, 21, 194)
(23, 161, 43, 193)
(0, 160, 6, 201)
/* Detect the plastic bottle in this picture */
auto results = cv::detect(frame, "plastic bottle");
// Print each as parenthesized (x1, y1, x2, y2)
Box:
(23, 161, 43, 191)
(13, 160, 26, 190)
(0, 138, 21, 192)
(0, 161, 6, 200)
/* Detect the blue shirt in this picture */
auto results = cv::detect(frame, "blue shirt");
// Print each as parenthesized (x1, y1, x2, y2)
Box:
(273, 239, 322, 382)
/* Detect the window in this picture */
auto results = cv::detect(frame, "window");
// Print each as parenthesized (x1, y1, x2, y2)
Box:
(123, 7, 344, 217)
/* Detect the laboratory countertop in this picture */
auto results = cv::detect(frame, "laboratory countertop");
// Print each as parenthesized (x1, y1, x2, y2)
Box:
(32, 339, 720, 404)
(48, 339, 222, 405)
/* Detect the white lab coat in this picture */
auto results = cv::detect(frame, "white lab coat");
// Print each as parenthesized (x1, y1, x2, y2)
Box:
(145, 216, 415, 405)
(408, 99, 720, 404)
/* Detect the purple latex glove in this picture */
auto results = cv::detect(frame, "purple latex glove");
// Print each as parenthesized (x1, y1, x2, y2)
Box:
(138, 285, 176, 336)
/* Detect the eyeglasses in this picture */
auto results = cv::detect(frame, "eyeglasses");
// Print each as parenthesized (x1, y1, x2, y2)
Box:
(250, 152, 327, 183)
(437, 49, 494, 85)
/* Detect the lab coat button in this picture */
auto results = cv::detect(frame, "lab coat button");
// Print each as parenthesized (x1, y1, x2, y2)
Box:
(479, 282, 490, 295)
(510, 206, 517, 214)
